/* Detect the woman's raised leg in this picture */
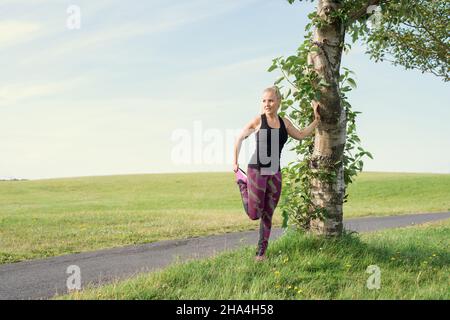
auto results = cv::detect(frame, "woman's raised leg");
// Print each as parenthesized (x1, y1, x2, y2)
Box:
(236, 167, 267, 220)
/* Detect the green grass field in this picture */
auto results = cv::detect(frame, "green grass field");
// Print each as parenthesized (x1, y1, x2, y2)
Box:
(1, 172, 449, 264)
(60, 219, 450, 300)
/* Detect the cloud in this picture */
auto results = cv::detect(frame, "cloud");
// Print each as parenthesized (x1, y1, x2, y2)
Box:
(17, 0, 259, 64)
(0, 77, 87, 105)
(0, 0, 59, 3)
(171, 55, 276, 97)
(0, 20, 41, 48)
(197, 56, 275, 77)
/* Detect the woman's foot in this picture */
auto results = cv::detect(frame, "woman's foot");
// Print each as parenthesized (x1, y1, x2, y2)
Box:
(254, 255, 266, 262)
(234, 167, 247, 185)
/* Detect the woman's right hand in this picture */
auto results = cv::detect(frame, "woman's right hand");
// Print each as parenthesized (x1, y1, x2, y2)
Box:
(233, 163, 239, 172)
(312, 102, 321, 122)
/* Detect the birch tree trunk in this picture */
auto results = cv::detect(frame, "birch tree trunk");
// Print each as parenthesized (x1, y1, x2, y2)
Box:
(308, 0, 346, 236)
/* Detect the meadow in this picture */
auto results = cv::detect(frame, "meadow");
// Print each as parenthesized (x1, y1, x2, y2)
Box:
(60, 219, 450, 300)
(1, 172, 449, 264)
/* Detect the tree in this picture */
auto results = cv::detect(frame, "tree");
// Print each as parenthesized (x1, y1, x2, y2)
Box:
(271, 0, 449, 235)
(363, 0, 449, 81)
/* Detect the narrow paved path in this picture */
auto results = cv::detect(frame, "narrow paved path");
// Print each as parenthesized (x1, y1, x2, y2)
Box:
(1, 211, 449, 300)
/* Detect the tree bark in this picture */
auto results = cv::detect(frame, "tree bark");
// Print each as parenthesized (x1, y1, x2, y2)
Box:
(307, 0, 346, 236)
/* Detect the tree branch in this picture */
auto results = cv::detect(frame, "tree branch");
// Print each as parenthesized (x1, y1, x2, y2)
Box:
(279, 65, 298, 90)
(401, 21, 449, 55)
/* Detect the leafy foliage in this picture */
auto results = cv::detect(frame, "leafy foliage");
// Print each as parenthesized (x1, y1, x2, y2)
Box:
(269, 0, 447, 230)
(268, 18, 371, 229)
(364, 0, 449, 81)
(346, 0, 449, 81)
(290, 0, 449, 80)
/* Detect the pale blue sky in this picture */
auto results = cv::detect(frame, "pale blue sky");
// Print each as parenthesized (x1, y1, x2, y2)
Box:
(1, 0, 449, 180)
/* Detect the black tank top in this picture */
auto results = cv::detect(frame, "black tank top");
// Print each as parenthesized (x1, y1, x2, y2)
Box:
(248, 114, 288, 172)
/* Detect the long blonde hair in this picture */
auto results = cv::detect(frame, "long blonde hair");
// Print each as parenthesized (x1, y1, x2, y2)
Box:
(261, 86, 282, 114)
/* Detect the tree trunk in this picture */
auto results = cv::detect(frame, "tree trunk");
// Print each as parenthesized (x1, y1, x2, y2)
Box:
(307, 0, 346, 236)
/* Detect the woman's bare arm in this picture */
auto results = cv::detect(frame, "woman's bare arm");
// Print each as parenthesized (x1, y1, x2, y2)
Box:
(283, 103, 321, 141)
(283, 117, 319, 140)
(233, 115, 260, 171)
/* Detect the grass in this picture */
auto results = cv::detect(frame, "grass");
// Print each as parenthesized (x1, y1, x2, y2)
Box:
(1, 172, 449, 264)
(344, 172, 450, 216)
(59, 219, 450, 300)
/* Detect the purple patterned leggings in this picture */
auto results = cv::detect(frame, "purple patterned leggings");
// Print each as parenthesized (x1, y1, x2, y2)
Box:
(236, 166, 282, 256)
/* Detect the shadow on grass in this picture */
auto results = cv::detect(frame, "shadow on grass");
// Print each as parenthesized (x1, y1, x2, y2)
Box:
(277, 228, 448, 265)
(61, 223, 449, 300)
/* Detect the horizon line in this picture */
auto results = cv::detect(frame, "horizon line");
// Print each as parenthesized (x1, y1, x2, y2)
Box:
(1, 169, 449, 182)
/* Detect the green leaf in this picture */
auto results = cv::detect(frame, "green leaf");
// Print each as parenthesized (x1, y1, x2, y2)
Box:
(274, 76, 284, 85)
(267, 64, 277, 72)
(341, 86, 352, 92)
(351, 30, 358, 43)
(347, 78, 357, 88)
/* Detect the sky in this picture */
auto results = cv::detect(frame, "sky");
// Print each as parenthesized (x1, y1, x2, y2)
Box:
(1, 0, 449, 180)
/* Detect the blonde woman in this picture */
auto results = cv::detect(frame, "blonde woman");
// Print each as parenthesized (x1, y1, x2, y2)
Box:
(233, 86, 321, 261)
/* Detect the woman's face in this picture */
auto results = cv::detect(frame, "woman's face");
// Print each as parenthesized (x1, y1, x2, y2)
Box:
(262, 90, 279, 115)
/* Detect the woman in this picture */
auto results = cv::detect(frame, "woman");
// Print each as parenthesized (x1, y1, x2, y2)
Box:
(233, 86, 321, 261)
